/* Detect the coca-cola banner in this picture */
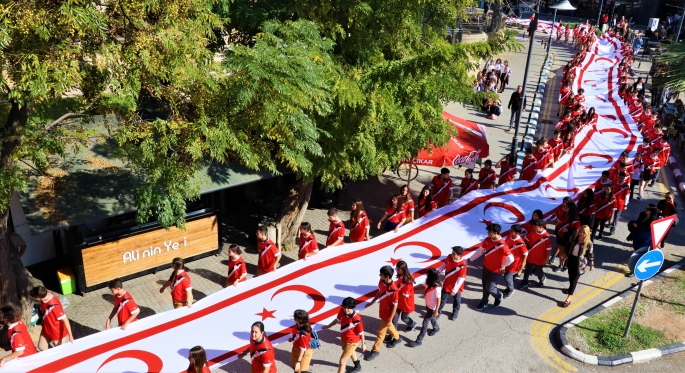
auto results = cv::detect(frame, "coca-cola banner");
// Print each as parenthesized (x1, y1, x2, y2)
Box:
(409, 112, 490, 169)
(3, 34, 637, 373)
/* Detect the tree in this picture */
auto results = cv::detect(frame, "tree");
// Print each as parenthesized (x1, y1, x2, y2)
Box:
(488, 1, 504, 34)
(221, 0, 520, 245)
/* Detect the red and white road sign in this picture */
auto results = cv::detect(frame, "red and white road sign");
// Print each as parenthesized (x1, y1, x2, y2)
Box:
(651, 215, 677, 249)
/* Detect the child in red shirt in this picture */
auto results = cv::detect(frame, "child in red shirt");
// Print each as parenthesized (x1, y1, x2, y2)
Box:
(186, 346, 211, 373)
(256, 226, 282, 275)
(0, 305, 37, 366)
(323, 297, 365, 373)
(495, 154, 517, 185)
(460, 168, 479, 197)
(468, 223, 513, 311)
(365, 266, 400, 360)
(592, 185, 616, 240)
(438, 246, 467, 320)
(106, 279, 139, 330)
(399, 185, 415, 224)
(327, 208, 345, 247)
(298, 222, 319, 260)
(521, 220, 552, 289)
(226, 244, 247, 287)
(503, 225, 527, 298)
(240, 322, 277, 373)
(431, 168, 453, 207)
(392, 261, 417, 332)
(610, 172, 630, 235)
(520, 147, 538, 181)
(349, 199, 370, 242)
(376, 194, 406, 233)
(289, 309, 313, 373)
(417, 185, 437, 218)
(160, 257, 193, 308)
(30, 286, 74, 350)
(478, 160, 497, 189)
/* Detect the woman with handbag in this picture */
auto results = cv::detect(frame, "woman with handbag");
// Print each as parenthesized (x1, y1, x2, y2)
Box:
(561, 226, 594, 307)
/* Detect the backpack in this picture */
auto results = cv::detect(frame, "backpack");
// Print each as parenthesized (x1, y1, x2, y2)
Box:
(307, 329, 321, 349)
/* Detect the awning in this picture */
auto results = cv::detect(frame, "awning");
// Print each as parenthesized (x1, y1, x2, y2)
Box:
(18, 116, 278, 234)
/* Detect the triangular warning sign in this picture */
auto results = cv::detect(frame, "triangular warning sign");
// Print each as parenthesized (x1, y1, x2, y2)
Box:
(651, 215, 677, 249)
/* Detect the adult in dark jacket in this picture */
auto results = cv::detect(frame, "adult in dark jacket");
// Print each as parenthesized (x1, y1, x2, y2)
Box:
(507, 85, 527, 131)
(561, 226, 594, 307)
(626, 205, 658, 277)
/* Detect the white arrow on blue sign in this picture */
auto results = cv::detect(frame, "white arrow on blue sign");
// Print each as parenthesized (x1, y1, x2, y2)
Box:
(634, 249, 665, 281)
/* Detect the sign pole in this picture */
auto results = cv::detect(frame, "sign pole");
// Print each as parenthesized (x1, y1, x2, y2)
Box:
(623, 280, 644, 337)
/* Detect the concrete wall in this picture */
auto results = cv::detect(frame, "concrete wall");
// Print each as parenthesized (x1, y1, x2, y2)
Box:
(10, 191, 56, 266)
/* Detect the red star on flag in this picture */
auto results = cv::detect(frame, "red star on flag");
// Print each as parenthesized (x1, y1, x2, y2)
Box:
(547, 197, 557, 201)
(387, 257, 403, 266)
(255, 308, 277, 321)
(480, 218, 493, 225)
(584, 165, 593, 170)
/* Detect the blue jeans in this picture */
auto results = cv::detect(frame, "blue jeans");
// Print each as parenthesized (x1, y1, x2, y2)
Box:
(437, 289, 462, 317)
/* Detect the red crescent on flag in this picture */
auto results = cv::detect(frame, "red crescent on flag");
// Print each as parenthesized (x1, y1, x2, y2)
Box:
(96, 350, 163, 373)
(578, 153, 614, 165)
(483, 202, 526, 224)
(393, 241, 442, 263)
(594, 95, 607, 102)
(599, 128, 629, 138)
(596, 57, 614, 63)
(271, 285, 326, 315)
(544, 184, 580, 194)
(599, 114, 617, 120)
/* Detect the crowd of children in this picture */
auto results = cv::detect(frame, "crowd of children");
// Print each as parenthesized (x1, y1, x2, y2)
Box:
(0, 19, 678, 373)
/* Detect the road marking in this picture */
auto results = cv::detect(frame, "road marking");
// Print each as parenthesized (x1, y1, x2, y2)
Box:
(530, 265, 627, 372)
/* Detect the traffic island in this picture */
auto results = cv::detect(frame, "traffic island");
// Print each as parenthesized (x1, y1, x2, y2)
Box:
(558, 260, 685, 365)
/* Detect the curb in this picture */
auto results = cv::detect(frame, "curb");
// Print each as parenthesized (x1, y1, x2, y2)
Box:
(667, 153, 685, 203)
(515, 49, 555, 166)
(558, 260, 685, 366)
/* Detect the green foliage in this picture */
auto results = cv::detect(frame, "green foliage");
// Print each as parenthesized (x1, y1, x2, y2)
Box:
(1, 0, 519, 230)
(572, 306, 672, 356)
(654, 42, 685, 92)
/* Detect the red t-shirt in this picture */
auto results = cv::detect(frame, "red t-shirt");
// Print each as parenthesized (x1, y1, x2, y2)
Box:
(644, 153, 662, 172)
(394, 279, 415, 313)
(417, 198, 437, 218)
(460, 177, 479, 197)
(257, 238, 281, 273)
(593, 178, 613, 193)
(349, 211, 369, 242)
(377, 279, 399, 321)
(524, 229, 551, 266)
(441, 256, 467, 293)
(431, 175, 453, 206)
(478, 168, 497, 185)
(39, 294, 67, 342)
(401, 198, 415, 217)
(171, 270, 192, 303)
(298, 233, 319, 260)
(114, 290, 139, 326)
(593, 192, 616, 220)
(227, 256, 247, 284)
(505, 235, 528, 273)
(8, 321, 37, 357)
(521, 156, 538, 181)
(336, 309, 364, 343)
(326, 220, 345, 246)
(535, 150, 553, 170)
(613, 180, 631, 210)
(556, 217, 580, 239)
(385, 204, 406, 224)
(498, 160, 517, 184)
(477, 237, 512, 274)
(291, 326, 312, 351)
(249, 337, 277, 373)
(548, 137, 564, 161)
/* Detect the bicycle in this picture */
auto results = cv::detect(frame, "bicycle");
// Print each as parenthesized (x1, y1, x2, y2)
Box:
(394, 163, 419, 181)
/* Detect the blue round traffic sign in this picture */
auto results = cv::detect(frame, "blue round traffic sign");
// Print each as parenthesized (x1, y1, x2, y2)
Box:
(634, 249, 665, 281)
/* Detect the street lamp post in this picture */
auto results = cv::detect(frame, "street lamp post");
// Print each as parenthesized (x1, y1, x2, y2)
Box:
(547, 1, 577, 53)
(511, 1, 541, 157)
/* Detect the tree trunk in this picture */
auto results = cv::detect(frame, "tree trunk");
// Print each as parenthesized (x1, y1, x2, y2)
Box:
(0, 102, 42, 350)
(277, 180, 313, 251)
(488, 1, 503, 33)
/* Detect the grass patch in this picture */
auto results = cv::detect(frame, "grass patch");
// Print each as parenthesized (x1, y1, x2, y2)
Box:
(569, 306, 671, 356)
